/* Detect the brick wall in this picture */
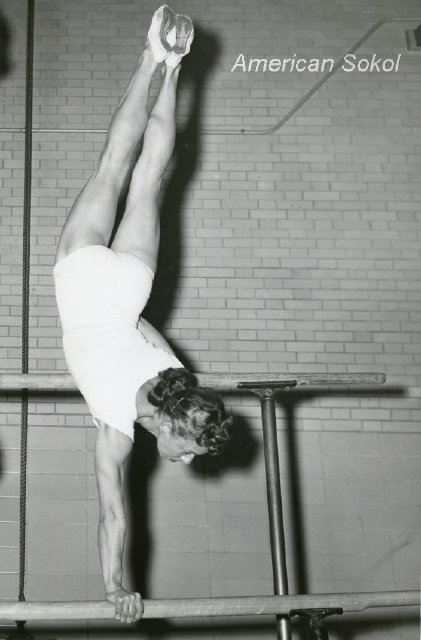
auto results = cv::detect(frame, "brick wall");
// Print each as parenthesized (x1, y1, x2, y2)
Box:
(1, 0, 421, 639)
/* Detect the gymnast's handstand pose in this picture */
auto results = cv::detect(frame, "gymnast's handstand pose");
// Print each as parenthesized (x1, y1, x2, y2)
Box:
(54, 6, 231, 624)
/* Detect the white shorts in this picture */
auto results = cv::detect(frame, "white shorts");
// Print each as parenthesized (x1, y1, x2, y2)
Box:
(54, 245, 183, 440)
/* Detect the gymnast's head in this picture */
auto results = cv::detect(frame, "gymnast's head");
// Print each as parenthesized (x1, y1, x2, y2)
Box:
(147, 368, 232, 464)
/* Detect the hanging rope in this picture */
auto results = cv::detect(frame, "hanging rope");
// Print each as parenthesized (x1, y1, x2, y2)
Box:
(18, 0, 35, 611)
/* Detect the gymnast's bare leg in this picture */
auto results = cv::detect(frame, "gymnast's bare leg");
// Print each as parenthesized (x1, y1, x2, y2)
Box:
(110, 58, 179, 272)
(55, 47, 159, 264)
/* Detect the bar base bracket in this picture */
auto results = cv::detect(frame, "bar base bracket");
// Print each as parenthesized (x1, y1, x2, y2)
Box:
(3, 621, 54, 640)
(290, 608, 343, 640)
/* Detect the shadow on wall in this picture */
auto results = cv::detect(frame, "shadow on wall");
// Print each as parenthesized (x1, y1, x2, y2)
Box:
(145, 25, 221, 367)
(126, 411, 260, 600)
(124, 26, 245, 602)
(0, 6, 11, 78)
(126, 411, 260, 639)
(127, 426, 158, 599)
(124, 28, 260, 617)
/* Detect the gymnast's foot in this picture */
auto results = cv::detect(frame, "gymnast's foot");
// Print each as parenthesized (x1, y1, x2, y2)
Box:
(165, 13, 194, 68)
(147, 5, 177, 63)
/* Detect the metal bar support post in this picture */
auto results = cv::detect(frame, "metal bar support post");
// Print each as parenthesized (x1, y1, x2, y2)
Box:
(239, 381, 297, 640)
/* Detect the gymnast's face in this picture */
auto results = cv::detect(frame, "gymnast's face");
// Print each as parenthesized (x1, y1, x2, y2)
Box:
(156, 420, 208, 464)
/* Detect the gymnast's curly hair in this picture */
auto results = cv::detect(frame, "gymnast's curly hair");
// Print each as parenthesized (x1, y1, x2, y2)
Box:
(147, 368, 232, 455)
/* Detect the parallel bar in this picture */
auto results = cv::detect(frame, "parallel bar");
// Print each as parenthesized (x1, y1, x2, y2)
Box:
(0, 592, 418, 622)
(0, 372, 386, 392)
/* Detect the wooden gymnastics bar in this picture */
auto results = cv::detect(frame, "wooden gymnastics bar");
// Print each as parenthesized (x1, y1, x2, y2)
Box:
(0, 372, 386, 392)
(0, 591, 418, 622)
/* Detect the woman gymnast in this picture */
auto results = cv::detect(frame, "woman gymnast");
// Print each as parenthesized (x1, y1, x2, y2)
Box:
(53, 5, 232, 624)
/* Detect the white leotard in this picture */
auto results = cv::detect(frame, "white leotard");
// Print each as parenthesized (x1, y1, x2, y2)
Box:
(53, 245, 183, 440)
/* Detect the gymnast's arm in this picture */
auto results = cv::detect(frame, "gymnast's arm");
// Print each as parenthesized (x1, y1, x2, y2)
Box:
(94, 422, 143, 623)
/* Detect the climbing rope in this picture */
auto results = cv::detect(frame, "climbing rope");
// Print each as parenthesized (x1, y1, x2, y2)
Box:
(18, 0, 35, 613)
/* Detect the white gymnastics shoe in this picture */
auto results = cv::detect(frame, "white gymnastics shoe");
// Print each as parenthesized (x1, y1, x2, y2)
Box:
(147, 5, 176, 63)
(165, 13, 194, 68)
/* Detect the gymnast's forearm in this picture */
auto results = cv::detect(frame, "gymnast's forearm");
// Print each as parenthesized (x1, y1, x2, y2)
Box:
(98, 510, 127, 595)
